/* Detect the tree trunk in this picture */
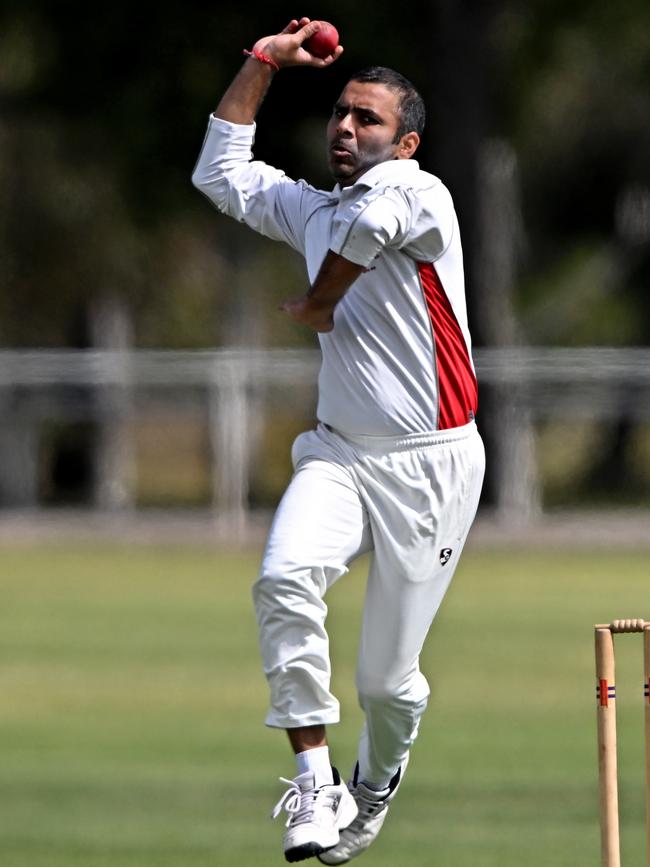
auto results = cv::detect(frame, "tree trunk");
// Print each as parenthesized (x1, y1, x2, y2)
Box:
(476, 139, 541, 522)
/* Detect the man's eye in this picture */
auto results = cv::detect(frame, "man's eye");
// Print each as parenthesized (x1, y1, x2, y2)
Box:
(362, 116, 378, 124)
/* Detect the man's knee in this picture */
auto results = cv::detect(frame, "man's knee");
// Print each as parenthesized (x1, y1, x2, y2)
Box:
(252, 561, 328, 622)
(254, 546, 349, 614)
(356, 666, 429, 706)
(356, 668, 402, 703)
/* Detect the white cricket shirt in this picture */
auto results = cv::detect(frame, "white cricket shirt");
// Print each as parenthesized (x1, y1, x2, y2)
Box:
(192, 116, 478, 436)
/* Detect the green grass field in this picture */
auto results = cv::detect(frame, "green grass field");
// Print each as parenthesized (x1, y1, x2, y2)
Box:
(1, 542, 649, 866)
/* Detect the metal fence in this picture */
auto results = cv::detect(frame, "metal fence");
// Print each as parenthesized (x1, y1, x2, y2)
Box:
(1, 347, 649, 529)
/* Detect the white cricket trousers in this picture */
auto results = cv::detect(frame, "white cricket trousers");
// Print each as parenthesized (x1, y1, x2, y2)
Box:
(253, 420, 485, 786)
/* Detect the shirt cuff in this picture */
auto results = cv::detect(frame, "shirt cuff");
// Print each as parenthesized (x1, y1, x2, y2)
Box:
(329, 239, 376, 267)
(208, 115, 256, 135)
(330, 197, 400, 267)
(197, 115, 257, 169)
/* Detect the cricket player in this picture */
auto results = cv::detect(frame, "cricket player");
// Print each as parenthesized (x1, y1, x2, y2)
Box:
(193, 18, 485, 864)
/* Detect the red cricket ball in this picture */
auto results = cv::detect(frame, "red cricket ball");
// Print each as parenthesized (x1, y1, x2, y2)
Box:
(304, 21, 339, 59)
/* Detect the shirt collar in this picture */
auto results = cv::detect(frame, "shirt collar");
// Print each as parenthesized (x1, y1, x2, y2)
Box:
(331, 158, 420, 196)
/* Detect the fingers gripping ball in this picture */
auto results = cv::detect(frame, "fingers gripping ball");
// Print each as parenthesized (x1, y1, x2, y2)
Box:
(304, 21, 339, 58)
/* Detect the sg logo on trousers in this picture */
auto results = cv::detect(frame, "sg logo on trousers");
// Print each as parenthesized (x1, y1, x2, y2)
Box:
(439, 548, 453, 566)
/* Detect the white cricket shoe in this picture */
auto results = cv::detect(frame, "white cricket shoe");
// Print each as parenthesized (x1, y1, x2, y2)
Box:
(272, 768, 359, 863)
(317, 754, 409, 865)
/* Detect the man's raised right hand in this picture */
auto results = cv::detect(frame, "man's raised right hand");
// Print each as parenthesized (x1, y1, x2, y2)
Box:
(254, 18, 344, 69)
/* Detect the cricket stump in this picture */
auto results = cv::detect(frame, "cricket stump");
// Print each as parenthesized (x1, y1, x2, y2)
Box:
(596, 625, 620, 867)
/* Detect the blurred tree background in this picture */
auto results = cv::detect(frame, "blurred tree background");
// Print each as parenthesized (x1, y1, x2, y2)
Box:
(0, 0, 649, 509)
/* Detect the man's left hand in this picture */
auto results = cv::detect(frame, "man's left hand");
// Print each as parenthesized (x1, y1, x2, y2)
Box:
(280, 296, 335, 332)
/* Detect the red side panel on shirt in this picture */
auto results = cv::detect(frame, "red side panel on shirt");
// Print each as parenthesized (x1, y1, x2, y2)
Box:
(418, 262, 478, 430)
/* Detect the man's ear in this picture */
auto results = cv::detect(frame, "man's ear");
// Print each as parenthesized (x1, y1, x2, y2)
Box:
(396, 131, 420, 159)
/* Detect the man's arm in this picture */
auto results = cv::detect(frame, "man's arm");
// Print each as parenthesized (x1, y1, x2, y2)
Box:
(214, 18, 343, 124)
(199, 18, 354, 332)
(281, 190, 408, 333)
(282, 183, 451, 333)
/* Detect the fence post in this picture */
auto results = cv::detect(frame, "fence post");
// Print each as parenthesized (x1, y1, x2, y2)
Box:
(89, 295, 136, 511)
(0, 391, 39, 507)
(209, 353, 250, 539)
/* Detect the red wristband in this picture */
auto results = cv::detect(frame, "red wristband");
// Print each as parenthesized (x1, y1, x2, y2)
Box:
(243, 48, 280, 73)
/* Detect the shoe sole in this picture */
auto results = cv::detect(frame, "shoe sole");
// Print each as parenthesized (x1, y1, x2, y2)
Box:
(317, 853, 350, 865)
(286, 841, 332, 862)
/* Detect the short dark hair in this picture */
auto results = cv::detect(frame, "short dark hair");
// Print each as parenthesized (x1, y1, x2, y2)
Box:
(349, 66, 425, 141)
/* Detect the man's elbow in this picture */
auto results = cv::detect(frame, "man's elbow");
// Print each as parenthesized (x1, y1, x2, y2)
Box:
(191, 164, 214, 194)
(191, 166, 203, 191)
(191, 165, 229, 212)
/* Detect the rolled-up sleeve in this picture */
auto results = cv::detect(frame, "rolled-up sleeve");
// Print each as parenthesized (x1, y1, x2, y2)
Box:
(192, 116, 310, 254)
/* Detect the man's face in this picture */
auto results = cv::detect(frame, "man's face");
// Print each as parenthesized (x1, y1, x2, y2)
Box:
(326, 81, 405, 187)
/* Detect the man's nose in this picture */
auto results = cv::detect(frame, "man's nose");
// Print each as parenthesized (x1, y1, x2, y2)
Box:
(336, 114, 354, 136)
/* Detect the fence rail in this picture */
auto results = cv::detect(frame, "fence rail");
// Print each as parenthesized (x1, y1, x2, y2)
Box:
(1, 347, 649, 387)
